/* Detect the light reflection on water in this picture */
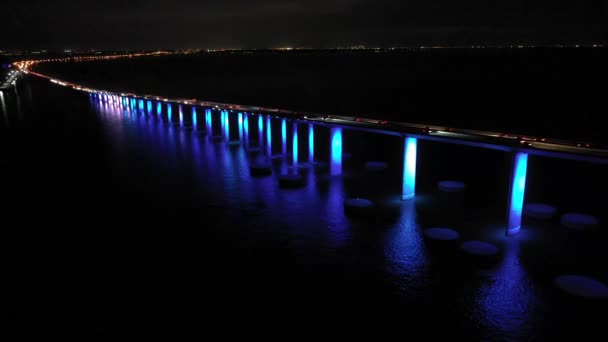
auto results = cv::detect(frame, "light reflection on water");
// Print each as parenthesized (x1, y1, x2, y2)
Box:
(475, 237, 537, 339)
(383, 201, 428, 287)
(89, 95, 547, 338)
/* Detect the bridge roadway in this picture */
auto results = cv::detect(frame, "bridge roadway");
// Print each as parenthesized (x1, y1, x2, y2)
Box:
(16, 59, 608, 235)
(143, 96, 608, 165)
(22, 67, 608, 164)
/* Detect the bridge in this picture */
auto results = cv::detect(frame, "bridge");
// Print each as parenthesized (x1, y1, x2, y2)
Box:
(16, 54, 608, 236)
(0, 69, 20, 91)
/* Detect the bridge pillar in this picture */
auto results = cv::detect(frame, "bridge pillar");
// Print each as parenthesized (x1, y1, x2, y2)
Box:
(147, 100, 152, 113)
(330, 127, 343, 176)
(258, 115, 264, 147)
(156, 101, 162, 115)
(179, 105, 184, 127)
(266, 116, 272, 156)
(402, 137, 417, 200)
(205, 109, 212, 135)
(167, 103, 172, 122)
(223, 110, 230, 140)
(243, 113, 249, 146)
(220, 111, 224, 137)
(281, 119, 287, 156)
(238, 112, 243, 140)
(308, 124, 314, 163)
(292, 122, 298, 165)
(506, 152, 528, 236)
(192, 107, 198, 130)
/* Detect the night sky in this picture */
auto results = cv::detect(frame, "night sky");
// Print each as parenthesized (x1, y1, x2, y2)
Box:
(4, 0, 608, 49)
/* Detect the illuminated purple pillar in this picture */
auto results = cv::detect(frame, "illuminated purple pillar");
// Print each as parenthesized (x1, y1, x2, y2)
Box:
(292, 122, 298, 165)
(330, 127, 342, 176)
(506, 152, 528, 236)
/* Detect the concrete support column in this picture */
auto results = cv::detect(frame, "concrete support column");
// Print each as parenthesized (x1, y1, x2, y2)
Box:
(292, 122, 298, 165)
(402, 137, 417, 200)
(506, 152, 528, 235)
(330, 127, 343, 176)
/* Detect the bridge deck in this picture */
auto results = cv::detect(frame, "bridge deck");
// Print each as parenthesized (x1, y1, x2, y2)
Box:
(18, 59, 608, 164)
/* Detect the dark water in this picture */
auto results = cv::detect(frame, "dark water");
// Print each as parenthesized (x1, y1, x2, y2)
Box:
(34, 48, 608, 144)
(3, 74, 608, 339)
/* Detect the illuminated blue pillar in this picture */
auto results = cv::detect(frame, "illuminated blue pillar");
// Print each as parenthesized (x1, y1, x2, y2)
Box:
(167, 103, 172, 122)
(281, 119, 287, 155)
(506, 152, 528, 235)
(192, 107, 198, 130)
(292, 122, 298, 165)
(205, 109, 212, 135)
(179, 105, 184, 127)
(156, 101, 162, 115)
(238, 112, 243, 140)
(402, 137, 417, 200)
(330, 127, 343, 176)
(308, 124, 314, 163)
(147, 100, 152, 113)
(258, 115, 264, 146)
(223, 110, 230, 140)
(266, 116, 272, 156)
(243, 113, 249, 146)
(139, 99, 144, 111)
(220, 110, 226, 137)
